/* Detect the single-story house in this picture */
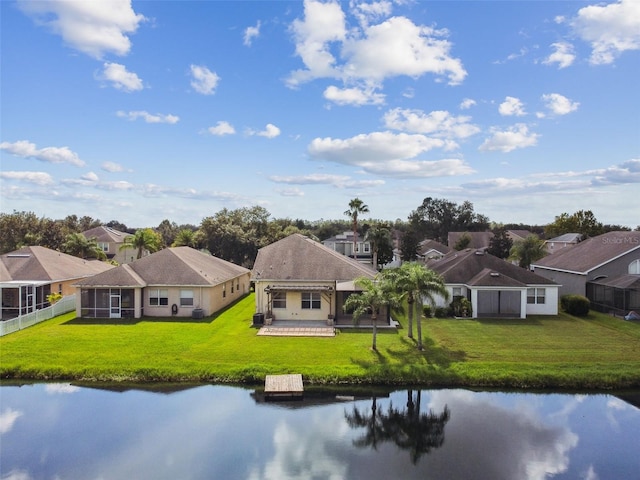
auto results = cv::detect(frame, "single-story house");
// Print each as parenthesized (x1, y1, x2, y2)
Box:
(74, 246, 251, 319)
(427, 249, 559, 318)
(1, 246, 114, 319)
(82, 226, 142, 264)
(417, 239, 452, 262)
(252, 234, 388, 326)
(543, 233, 583, 254)
(532, 231, 640, 315)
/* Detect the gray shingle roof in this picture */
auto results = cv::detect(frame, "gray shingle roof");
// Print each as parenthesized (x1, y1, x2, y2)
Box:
(76, 247, 250, 287)
(82, 226, 129, 242)
(0, 246, 114, 282)
(418, 239, 452, 256)
(533, 231, 640, 273)
(447, 231, 494, 249)
(428, 249, 556, 286)
(252, 234, 376, 282)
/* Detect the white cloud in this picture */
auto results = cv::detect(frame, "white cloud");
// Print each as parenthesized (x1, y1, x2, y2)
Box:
(99, 62, 143, 92)
(244, 21, 261, 46)
(101, 161, 127, 172)
(0, 140, 85, 166)
(190, 65, 220, 95)
(45, 383, 80, 394)
(352, 0, 392, 27)
(208, 121, 236, 136)
(383, 108, 480, 139)
(499, 96, 526, 116)
(116, 110, 179, 124)
(479, 124, 539, 152)
(17, 0, 145, 59)
(0, 171, 54, 185)
(460, 98, 477, 110)
(255, 124, 281, 139)
(572, 0, 640, 65)
(287, 1, 466, 89)
(323, 85, 385, 106)
(590, 158, 640, 185)
(543, 42, 576, 69)
(269, 173, 385, 189)
(277, 187, 305, 197)
(0, 408, 23, 434)
(81, 171, 100, 182)
(541, 93, 580, 115)
(308, 131, 475, 178)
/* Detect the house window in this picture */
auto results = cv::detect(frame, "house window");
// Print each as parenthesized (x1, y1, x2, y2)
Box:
(223, 284, 226, 298)
(363, 243, 370, 253)
(452, 287, 463, 297)
(302, 292, 321, 309)
(98, 242, 109, 252)
(527, 288, 546, 304)
(149, 289, 168, 306)
(629, 259, 640, 275)
(180, 290, 194, 307)
(272, 292, 286, 309)
(231, 283, 234, 293)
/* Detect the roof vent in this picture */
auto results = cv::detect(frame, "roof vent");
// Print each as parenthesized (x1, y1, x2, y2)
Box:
(475, 251, 484, 255)
(7, 254, 30, 258)
(490, 272, 500, 277)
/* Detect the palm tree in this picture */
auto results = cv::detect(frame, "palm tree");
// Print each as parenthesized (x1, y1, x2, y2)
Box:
(343, 275, 399, 351)
(509, 234, 546, 269)
(364, 223, 392, 271)
(62, 233, 106, 260)
(120, 228, 162, 259)
(344, 198, 369, 259)
(384, 262, 449, 350)
(171, 229, 197, 247)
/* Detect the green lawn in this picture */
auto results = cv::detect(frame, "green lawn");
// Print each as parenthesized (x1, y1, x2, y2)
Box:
(1, 293, 639, 389)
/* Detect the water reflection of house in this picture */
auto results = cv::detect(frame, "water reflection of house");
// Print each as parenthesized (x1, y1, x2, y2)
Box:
(0, 246, 113, 319)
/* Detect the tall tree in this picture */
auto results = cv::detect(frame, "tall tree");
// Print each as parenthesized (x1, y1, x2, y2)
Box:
(120, 228, 162, 259)
(409, 197, 489, 244)
(384, 262, 449, 349)
(399, 228, 420, 262)
(172, 229, 197, 248)
(63, 233, 106, 260)
(364, 222, 393, 270)
(486, 227, 513, 259)
(509, 234, 546, 269)
(545, 210, 604, 238)
(343, 275, 399, 351)
(344, 198, 369, 259)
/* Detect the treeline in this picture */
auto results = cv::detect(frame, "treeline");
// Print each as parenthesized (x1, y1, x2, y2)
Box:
(1, 199, 633, 268)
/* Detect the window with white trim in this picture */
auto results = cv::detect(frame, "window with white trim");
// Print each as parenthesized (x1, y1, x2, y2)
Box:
(527, 288, 546, 304)
(98, 242, 109, 252)
(180, 290, 194, 307)
(272, 292, 286, 309)
(301, 292, 321, 309)
(629, 259, 640, 275)
(149, 289, 168, 306)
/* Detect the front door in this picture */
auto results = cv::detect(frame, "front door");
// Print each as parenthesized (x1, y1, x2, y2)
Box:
(110, 293, 121, 318)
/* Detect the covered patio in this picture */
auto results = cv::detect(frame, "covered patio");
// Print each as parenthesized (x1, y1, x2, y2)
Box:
(587, 275, 640, 316)
(1, 280, 51, 320)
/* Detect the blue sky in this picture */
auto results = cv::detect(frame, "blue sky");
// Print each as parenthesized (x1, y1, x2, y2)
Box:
(1, 0, 639, 229)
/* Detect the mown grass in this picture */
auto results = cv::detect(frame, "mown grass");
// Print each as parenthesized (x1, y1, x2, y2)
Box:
(1, 293, 639, 389)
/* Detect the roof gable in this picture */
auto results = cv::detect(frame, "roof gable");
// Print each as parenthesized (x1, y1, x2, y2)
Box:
(252, 234, 376, 282)
(1, 246, 114, 282)
(533, 231, 640, 273)
(82, 226, 129, 243)
(428, 249, 556, 286)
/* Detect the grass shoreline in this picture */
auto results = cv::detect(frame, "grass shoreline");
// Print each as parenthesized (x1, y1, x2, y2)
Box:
(2, 294, 639, 391)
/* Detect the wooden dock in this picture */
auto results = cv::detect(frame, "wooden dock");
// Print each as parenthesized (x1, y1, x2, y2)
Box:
(264, 374, 304, 400)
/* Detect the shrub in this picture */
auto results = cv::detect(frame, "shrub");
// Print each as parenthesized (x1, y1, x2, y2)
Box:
(451, 296, 472, 317)
(434, 307, 449, 318)
(422, 304, 432, 318)
(561, 294, 590, 316)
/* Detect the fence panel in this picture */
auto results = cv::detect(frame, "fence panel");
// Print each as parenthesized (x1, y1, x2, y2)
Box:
(0, 295, 76, 337)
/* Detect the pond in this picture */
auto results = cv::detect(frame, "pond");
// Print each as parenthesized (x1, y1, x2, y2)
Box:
(1, 383, 639, 480)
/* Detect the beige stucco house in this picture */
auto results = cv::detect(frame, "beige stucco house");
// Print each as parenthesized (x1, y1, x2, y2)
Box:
(74, 247, 251, 319)
(252, 234, 386, 326)
(82, 226, 144, 265)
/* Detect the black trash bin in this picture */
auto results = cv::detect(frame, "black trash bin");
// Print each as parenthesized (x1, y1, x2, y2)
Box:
(253, 313, 265, 326)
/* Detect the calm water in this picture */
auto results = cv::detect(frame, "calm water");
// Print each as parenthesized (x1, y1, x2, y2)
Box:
(1, 383, 639, 480)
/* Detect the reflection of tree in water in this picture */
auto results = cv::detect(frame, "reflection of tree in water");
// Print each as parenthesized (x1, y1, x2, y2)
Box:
(345, 390, 450, 464)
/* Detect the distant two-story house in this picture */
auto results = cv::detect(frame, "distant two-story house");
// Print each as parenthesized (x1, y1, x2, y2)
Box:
(322, 231, 372, 264)
(532, 231, 640, 315)
(543, 233, 583, 254)
(82, 226, 143, 265)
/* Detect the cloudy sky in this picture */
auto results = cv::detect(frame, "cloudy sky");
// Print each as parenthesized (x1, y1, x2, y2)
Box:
(1, 0, 638, 228)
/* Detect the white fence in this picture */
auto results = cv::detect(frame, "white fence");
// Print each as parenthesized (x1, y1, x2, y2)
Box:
(0, 294, 76, 337)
